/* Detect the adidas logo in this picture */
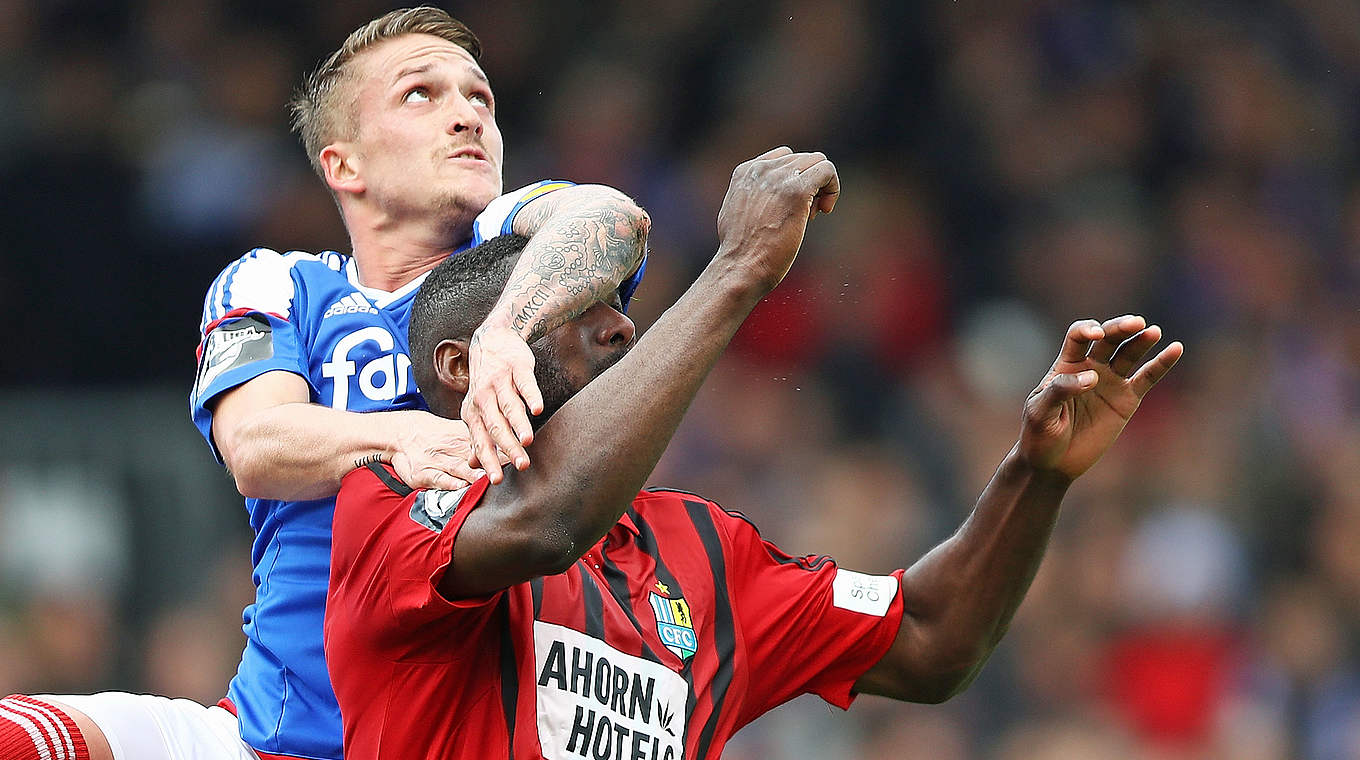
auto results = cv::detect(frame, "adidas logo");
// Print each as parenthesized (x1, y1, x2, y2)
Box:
(323, 293, 379, 318)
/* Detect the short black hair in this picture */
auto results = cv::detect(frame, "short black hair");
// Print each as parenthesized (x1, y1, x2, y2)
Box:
(408, 234, 529, 398)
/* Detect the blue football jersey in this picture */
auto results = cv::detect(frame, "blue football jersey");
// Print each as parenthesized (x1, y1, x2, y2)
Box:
(190, 180, 646, 759)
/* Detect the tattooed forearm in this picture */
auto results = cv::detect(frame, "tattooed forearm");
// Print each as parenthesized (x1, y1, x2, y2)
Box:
(494, 196, 649, 343)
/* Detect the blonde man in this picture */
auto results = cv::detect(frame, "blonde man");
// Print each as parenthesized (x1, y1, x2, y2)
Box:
(0, 8, 649, 760)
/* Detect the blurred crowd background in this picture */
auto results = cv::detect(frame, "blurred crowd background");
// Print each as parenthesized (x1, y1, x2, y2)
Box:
(0, 0, 1357, 758)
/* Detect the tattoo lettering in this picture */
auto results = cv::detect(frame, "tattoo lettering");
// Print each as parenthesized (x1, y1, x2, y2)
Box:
(511, 283, 557, 333)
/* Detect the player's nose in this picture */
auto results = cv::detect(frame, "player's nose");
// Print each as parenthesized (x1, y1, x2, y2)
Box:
(446, 95, 483, 136)
(591, 305, 635, 348)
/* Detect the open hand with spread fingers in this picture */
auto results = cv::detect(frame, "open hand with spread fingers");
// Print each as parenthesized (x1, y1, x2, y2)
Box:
(1017, 315, 1183, 481)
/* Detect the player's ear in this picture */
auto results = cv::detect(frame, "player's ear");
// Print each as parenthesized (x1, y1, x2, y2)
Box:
(321, 142, 364, 195)
(433, 338, 471, 395)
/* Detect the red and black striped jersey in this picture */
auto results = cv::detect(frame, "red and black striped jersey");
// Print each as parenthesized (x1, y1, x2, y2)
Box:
(326, 463, 905, 760)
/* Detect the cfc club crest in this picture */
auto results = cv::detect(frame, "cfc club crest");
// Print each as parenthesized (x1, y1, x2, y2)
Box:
(648, 582, 697, 660)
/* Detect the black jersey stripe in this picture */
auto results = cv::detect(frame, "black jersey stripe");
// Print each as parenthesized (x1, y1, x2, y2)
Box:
(530, 576, 544, 619)
(628, 506, 700, 728)
(642, 485, 707, 499)
(765, 550, 836, 572)
(627, 506, 686, 609)
(684, 499, 737, 760)
(577, 563, 605, 639)
(598, 541, 664, 665)
(365, 461, 412, 496)
(496, 595, 518, 760)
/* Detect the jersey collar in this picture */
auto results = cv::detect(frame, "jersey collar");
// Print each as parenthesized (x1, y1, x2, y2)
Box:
(614, 511, 641, 539)
(344, 258, 434, 309)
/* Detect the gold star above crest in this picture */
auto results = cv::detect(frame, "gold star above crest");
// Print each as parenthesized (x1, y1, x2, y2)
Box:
(654, 581, 669, 594)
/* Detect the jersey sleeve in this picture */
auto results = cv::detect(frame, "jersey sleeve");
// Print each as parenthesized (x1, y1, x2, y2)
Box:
(330, 465, 500, 649)
(470, 180, 575, 244)
(189, 248, 313, 462)
(715, 508, 906, 720)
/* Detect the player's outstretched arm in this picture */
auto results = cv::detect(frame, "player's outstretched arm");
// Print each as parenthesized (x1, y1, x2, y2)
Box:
(462, 185, 651, 483)
(854, 315, 1183, 703)
(442, 148, 840, 599)
(212, 371, 482, 500)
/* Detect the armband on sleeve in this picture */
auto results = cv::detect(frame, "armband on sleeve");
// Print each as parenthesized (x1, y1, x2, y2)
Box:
(471, 180, 575, 244)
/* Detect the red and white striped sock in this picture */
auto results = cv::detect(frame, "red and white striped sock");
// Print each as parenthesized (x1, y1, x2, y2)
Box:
(0, 695, 90, 760)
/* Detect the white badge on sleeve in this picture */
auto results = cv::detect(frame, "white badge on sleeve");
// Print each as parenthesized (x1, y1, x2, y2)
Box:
(831, 569, 898, 617)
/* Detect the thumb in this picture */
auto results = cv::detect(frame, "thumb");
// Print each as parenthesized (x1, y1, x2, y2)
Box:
(426, 470, 470, 492)
(403, 467, 466, 492)
(1054, 369, 1099, 394)
(1028, 370, 1097, 421)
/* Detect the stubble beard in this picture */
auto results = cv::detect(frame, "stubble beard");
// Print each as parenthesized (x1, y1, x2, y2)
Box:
(429, 189, 486, 244)
(428, 144, 501, 244)
(528, 341, 631, 430)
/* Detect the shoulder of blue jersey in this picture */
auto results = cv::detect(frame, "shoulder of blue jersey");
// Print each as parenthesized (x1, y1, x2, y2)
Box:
(201, 248, 347, 331)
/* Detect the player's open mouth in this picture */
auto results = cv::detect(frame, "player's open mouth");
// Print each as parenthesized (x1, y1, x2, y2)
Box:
(449, 149, 488, 163)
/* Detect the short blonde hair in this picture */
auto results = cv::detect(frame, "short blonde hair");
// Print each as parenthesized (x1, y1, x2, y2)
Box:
(288, 7, 482, 177)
